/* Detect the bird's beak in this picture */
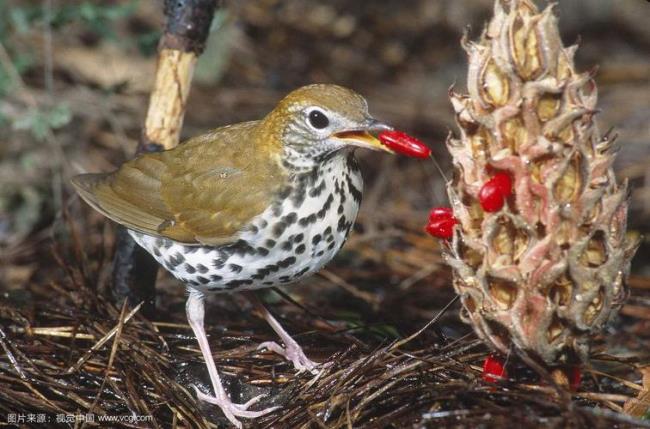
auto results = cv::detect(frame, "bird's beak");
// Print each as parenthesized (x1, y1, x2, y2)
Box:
(331, 119, 395, 153)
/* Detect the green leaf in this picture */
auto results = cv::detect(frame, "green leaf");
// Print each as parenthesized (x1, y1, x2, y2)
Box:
(46, 104, 72, 129)
(9, 7, 31, 34)
(12, 109, 39, 132)
(12, 104, 72, 140)
(79, 3, 99, 22)
(30, 120, 50, 140)
(0, 52, 33, 97)
(103, 1, 139, 20)
(13, 53, 35, 75)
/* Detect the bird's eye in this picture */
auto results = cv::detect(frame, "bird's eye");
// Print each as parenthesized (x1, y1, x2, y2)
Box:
(308, 110, 330, 129)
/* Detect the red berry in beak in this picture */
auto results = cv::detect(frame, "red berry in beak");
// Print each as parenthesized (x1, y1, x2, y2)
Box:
(379, 130, 432, 159)
(478, 172, 512, 212)
(425, 207, 458, 240)
(482, 354, 508, 383)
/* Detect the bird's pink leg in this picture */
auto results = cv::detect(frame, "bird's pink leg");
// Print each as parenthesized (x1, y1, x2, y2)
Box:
(249, 294, 322, 374)
(186, 291, 278, 428)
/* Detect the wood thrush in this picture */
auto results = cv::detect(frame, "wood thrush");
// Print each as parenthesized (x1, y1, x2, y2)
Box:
(72, 84, 395, 427)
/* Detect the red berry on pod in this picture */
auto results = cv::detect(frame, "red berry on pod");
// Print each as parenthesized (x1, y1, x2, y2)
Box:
(491, 172, 513, 195)
(425, 207, 458, 240)
(428, 206, 454, 222)
(482, 354, 508, 383)
(478, 184, 504, 212)
(379, 130, 432, 159)
(426, 218, 457, 240)
(478, 172, 513, 212)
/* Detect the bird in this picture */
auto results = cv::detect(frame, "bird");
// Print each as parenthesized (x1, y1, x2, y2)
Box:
(71, 84, 394, 427)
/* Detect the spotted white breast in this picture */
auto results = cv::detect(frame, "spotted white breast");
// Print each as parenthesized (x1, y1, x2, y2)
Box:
(130, 151, 362, 293)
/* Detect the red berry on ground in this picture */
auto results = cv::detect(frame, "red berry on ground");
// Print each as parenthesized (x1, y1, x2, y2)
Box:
(482, 354, 508, 383)
(478, 172, 512, 212)
(379, 130, 432, 159)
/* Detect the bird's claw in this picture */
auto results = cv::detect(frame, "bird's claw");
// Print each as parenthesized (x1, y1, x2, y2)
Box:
(257, 340, 325, 375)
(193, 385, 279, 428)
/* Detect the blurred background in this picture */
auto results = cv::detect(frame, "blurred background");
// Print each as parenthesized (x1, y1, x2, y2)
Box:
(1, 0, 649, 321)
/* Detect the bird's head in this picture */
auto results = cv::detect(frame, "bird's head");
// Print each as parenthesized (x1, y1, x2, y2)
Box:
(261, 84, 393, 166)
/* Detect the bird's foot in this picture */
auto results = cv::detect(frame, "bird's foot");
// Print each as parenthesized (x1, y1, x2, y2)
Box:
(193, 386, 278, 429)
(257, 339, 324, 374)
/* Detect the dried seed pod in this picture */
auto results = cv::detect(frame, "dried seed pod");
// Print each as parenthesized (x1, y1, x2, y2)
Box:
(444, 0, 639, 365)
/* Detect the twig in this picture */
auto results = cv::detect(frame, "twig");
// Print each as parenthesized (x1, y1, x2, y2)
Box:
(85, 301, 130, 425)
(586, 368, 643, 391)
(318, 269, 381, 307)
(398, 263, 440, 290)
(0, 328, 27, 379)
(389, 295, 458, 351)
(577, 392, 633, 403)
(10, 326, 95, 340)
(66, 302, 143, 374)
(43, 0, 54, 100)
(580, 406, 650, 428)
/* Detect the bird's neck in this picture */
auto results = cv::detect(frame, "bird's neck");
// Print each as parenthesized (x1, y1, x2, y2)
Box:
(281, 146, 347, 174)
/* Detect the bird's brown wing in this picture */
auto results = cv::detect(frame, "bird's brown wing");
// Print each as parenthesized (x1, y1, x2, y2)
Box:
(71, 121, 285, 245)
